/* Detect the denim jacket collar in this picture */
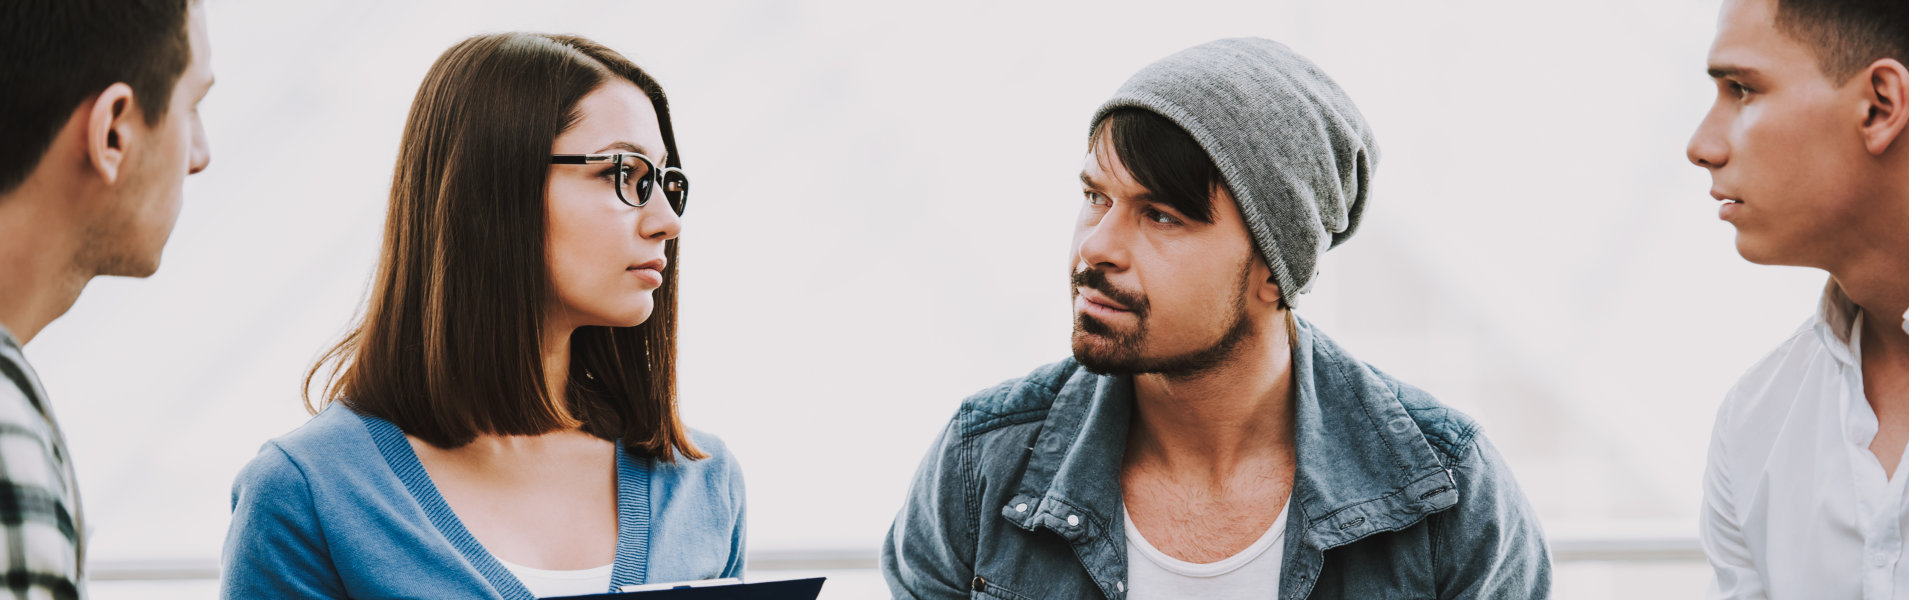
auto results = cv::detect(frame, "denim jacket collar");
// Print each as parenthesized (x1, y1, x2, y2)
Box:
(998, 317, 1461, 559)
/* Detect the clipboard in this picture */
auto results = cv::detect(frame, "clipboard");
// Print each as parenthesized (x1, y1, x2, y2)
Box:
(554, 577, 825, 599)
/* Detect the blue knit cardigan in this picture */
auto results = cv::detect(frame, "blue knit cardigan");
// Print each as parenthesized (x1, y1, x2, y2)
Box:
(219, 404, 746, 599)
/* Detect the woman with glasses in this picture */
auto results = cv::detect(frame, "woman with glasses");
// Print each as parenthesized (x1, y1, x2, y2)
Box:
(219, 32, 737, 599)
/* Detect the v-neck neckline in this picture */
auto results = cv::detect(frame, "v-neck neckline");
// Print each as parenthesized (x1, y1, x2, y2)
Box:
(357, 409, 653, 598)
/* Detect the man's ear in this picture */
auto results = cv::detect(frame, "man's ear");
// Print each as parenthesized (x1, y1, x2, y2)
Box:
(86, 83, 139, 184)
(1859, 57, 1908, 156)
(1254, 259, 1284, 306)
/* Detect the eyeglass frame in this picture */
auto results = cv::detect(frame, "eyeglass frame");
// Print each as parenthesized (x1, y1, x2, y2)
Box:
(549, 152, 689, 214)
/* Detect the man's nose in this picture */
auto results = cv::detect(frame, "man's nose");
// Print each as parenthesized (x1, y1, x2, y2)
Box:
(1686, 110, 1728, 169)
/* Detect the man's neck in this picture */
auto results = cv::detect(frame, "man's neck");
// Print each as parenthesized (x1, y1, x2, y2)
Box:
(1828, 193, 1908, 353)
(1828, 161, 1909, 346)
(0, 184, 90, 346)
(1827, 176, 1909, 477)
(1127, 315, 1296, 481)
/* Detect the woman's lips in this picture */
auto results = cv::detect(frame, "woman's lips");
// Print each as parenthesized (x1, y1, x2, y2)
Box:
(628, 267, 663, 287)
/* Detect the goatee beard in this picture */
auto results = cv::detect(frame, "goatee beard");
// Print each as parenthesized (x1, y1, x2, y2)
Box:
(1070, 256, 1254, 378)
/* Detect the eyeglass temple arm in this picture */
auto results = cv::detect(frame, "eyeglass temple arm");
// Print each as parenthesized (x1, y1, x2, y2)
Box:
(550, 154, 618, 165)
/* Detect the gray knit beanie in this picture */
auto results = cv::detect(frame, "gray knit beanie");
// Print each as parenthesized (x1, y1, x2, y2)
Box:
(1091, 38, 1378, 308)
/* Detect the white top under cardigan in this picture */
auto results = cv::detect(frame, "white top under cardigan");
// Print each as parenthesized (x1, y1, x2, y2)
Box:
(492, 554, 615, 598)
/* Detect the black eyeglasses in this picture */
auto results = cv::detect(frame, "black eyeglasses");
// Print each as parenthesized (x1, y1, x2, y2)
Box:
(550, 152, 689, 215)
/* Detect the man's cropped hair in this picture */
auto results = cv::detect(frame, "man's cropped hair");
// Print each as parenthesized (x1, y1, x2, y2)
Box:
(1774, 0, 1907, 84)
(0, 0, 196, 194)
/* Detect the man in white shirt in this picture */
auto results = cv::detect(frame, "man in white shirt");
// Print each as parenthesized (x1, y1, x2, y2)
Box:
(1685, 0, 1907, 598)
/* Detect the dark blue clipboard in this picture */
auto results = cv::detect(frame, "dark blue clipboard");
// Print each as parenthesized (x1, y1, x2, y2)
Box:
(555, 578, 825, 599)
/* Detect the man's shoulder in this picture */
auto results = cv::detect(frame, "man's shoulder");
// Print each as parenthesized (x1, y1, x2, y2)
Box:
(1709, 315, 1833, 454)
(951, 357, 1087, 437)
(0, 353, 67, 490)
(1721, 315, 1831, 411)
(1300, 318, 1483, 462)
(1370, 366, 1481, 465)
(0, 346, 79, 597)
(0, 343, 51, 435)
(0, 366, 51, 440)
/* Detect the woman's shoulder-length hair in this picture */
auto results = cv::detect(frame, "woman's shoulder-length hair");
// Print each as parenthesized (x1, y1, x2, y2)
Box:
(307, 32, 703, 463)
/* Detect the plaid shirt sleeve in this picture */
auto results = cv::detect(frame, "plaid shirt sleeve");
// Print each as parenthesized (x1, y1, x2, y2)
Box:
(0, 336, 84, 600)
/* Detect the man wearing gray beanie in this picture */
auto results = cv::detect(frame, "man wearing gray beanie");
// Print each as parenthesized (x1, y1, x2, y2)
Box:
(883, 38, 1551, 599)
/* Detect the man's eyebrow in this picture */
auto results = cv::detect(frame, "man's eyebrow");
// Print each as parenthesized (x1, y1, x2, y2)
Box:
(1707, 65, 1757, 79)
(1078, 170, 1194, 216)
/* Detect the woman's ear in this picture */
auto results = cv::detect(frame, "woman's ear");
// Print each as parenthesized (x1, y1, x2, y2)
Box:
(86, 83, 139, 184)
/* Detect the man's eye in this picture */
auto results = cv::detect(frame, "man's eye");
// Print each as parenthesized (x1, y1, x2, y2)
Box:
(1084, 191, 1110, 207)
(1146, 208, 1180, 225)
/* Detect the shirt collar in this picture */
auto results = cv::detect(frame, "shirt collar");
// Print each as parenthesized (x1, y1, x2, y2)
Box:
(1818, 278, 1865, 366)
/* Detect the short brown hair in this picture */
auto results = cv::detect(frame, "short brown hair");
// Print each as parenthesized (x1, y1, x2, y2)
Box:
(1774, 0, 1908, 83)
(0, 0, 195, 194)
(307, 33, 703, 462)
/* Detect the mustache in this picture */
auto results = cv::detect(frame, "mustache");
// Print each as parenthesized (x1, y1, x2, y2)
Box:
(1070, 268, 1148, 312)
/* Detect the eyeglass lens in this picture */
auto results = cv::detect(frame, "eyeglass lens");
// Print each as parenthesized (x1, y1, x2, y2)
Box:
(617, 156, 654, 208)
(663, 170, 688, 215)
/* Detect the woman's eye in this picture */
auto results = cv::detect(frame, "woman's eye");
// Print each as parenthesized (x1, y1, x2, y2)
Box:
(599, 167, 622, 180)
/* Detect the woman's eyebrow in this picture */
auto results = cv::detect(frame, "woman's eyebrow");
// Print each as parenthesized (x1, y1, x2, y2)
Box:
(594, 141, 668, 162)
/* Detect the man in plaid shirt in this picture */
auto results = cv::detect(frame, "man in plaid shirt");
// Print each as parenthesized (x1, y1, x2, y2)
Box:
(0, 1, 215, 597)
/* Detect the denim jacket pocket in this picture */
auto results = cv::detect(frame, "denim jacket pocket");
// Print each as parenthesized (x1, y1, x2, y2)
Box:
(967, 574, 1040, 600)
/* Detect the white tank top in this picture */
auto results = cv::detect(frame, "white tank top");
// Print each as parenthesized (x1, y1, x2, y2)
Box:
(1122, 504, 1289, 599)
(490, 553, 614, 598)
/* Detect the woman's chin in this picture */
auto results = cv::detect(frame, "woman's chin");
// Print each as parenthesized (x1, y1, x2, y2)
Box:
(563, 296, 654, 329)
(614, 305, 655, 328)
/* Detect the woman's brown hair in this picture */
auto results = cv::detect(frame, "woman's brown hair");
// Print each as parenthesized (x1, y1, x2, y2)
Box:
(306, 32, 703, 462)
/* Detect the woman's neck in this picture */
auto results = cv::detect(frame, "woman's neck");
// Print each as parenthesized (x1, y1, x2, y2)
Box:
(542, 320, 576, 407)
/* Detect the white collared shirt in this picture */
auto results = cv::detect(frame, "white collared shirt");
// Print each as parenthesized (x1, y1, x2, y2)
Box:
(1702, 280, 1908, 600)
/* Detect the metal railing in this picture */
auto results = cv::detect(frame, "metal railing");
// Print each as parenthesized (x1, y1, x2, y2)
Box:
(89, 536, 1706, 582)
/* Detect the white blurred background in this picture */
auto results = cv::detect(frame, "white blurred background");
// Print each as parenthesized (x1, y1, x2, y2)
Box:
(23, 0, 1847, 597)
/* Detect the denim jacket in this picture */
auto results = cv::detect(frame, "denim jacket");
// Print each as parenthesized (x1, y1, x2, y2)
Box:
(882, 317, 1551, 599)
